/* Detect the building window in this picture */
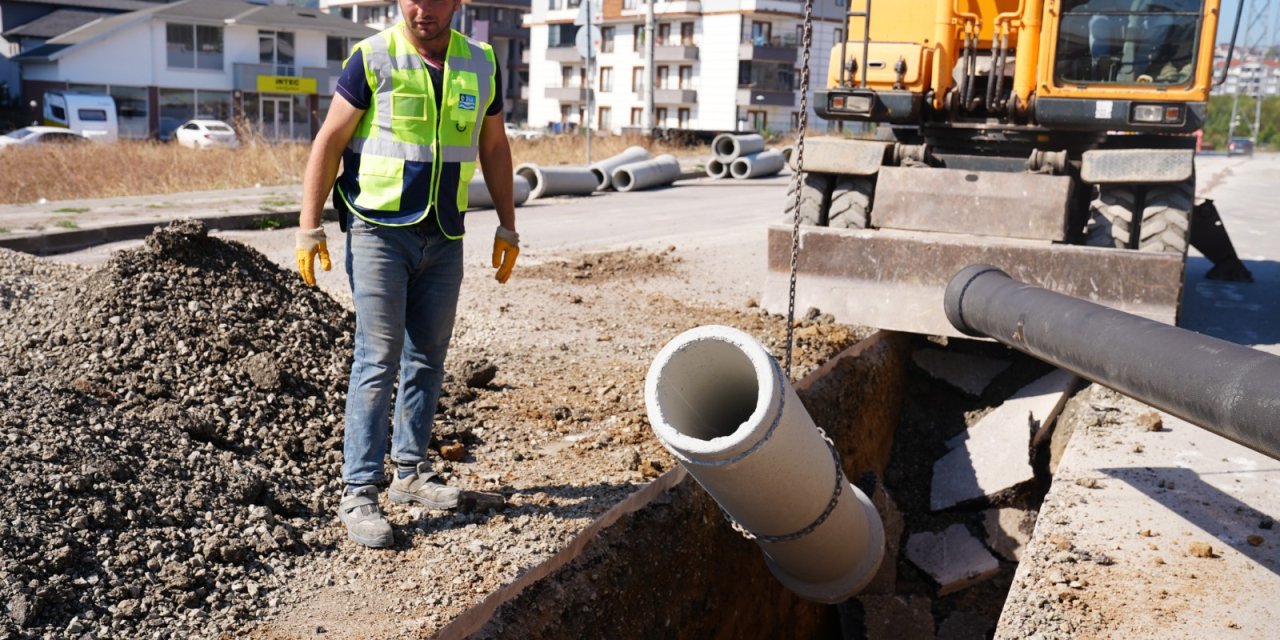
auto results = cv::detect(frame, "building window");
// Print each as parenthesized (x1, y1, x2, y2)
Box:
(598, 106, 611, 130)
(748, 110, 767, 131)
(166, 23, 223, 70)
(657, 23, 671, 46)
(259, 30, 296, 75)
(602, 26, 615, 53)
(791, 111, 801, 130)
(656, 65, 669, 89)
(750, 22, 771, 46)
(678, 108, 690, 127)
(600, 66, 613, 92)
(632, 67, 643, 92)
(681, 22, 694, 46)
(633, 25, 645, 52)
(655, 107, 668, 127)
(561, 104, 573, 122)
(496, 8, 507, 22)
(834, 28, 843, 44)
(327, 36, 356, 74)
(631, 107, 643, 125)
(549, 24, 575, 48)
(562, 66, 575, 87)
(678, 66, 692, 89)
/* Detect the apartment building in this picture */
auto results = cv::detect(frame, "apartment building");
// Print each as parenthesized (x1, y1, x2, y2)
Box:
(321, 0, 530, 123)
(524, 0, 846, 134)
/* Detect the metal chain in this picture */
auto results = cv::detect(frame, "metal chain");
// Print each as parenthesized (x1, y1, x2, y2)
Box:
(784, 0, 816, 379)
(722, 429, 845, 543)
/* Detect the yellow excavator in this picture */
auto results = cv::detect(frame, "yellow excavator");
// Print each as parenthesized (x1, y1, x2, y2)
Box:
(767, 0, 1251, 337)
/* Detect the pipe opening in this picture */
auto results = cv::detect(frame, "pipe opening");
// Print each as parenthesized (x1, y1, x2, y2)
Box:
(516, 167, 540, 194)
(714, 138, 738, 158)
(590, 168, 608, 189)
(730, 160, 749, 179)
(654, 339, 761, 442)
(614, 170, 634, 191)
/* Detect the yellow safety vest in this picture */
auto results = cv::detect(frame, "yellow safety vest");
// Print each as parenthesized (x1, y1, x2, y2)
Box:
(335, 25, 496, 238)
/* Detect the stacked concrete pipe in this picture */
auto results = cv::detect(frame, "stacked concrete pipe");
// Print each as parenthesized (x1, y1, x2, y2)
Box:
(612, 154, 681, 193)
(515, 164, 599, 200)
(712, 133, 766, 160)
(466, 174, 532, 209)
(730, 149, 787, 179)
(589, 146, 650, 191)
(705, 158, 730, 179)
(645, 325, 885, 603)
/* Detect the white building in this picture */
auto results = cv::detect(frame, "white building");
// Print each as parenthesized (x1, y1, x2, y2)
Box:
(16, 0, 374, 139)
(523, 0, 846, 134)
(321, 0, 532, 122)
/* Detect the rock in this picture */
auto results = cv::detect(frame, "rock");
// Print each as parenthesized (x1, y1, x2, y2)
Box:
(912, 349, 1010, 396)
(1247, 535, 1264, 547)
(7, 593, 39, 628)
(243, 352, 282, 391)
(906, 524, 1001, 596)
(459, 359, 498, 389)
(439, 441, 467, 462)
(1137, 411, 1164, 432)
(1188, 542, 1216, 558)
(983, 508, 1038, 562)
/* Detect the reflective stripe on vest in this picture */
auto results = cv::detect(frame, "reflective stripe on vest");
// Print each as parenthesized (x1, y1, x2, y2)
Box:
(335, 25, 496, 237)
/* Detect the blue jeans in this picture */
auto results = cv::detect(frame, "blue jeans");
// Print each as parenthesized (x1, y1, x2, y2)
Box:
(342, 217, 464, 486)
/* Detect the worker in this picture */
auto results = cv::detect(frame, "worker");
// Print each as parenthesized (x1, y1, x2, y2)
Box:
(295, 0, 519, 548)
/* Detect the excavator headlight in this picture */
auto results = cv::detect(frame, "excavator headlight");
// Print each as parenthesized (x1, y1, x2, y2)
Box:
(830, 94, 873, 114)
(1132, 105, 1164, 123)
(1164, 106, 1183, 123)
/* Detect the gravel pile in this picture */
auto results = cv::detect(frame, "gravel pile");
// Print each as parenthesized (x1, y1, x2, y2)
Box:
(0, 220, 357, 637)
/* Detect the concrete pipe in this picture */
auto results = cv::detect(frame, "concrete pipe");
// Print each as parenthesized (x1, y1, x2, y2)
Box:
(589, 146, 650, 191)
(466, 174, 531, 210)
(611, 154, 681, 193)
(781, 145, 795, 168)
(712, 133, 766, 161)
(645, 325, 885, 603)
(705, 158, 730, 180)
(730, 150, 787, 179)
(514, 164, 598, 200)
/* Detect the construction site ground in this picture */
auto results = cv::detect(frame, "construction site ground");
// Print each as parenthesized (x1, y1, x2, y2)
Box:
(1, 152, 1277, 638)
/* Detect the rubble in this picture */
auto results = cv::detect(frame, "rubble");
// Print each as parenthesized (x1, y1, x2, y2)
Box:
(983, 508, 1038, 562)
(911, 348, 1010, 396)
(905, 524, 1001, 596)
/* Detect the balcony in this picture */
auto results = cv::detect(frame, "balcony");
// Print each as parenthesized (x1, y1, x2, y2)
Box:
(738, 41, 798, 63)
(654, 88, 697, 104)
(233, 63, 329, 94)
(545, 86, 589, 102)
(736, 88, 795, 107)
(654, 45, 698, 62)
(547, 46, 582, 62)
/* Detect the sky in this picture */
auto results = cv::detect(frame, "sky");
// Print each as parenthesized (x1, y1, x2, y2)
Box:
(1217, 0, 1278, 45)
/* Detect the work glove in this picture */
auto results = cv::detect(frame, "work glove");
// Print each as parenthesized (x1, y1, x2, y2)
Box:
(295, 227, 331, 287)
(492, 226, 520, 284)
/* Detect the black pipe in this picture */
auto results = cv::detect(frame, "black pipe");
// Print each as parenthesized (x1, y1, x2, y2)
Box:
(945, 265, 1280, 461)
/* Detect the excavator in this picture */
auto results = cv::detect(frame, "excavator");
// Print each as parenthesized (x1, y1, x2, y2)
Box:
(766, 0, 1251, 337)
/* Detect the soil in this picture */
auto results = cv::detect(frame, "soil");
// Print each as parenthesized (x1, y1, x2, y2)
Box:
(0, 220, 861, 639)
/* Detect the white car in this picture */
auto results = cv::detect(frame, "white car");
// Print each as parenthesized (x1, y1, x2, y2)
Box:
(174, 120, 239, 150)
(0, 126, 89, 150)
(504, 122, 544, 141)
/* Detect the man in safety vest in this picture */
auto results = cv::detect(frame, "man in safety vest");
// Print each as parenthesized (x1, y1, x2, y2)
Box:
(296, 0, 518, 548)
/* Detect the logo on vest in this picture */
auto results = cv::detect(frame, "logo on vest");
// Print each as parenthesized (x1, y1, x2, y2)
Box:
(459, 94, 477, 111)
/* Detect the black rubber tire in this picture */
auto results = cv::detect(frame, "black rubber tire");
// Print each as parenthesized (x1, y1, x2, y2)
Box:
(1137, 181, 1192, 254)
(827, 176, 873, 230)
(783, 172, 832, 226)
(1085, 184, 1138, 249)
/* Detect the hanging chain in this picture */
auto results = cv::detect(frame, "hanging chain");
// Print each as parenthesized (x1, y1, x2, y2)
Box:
(784, 0, 817, 379)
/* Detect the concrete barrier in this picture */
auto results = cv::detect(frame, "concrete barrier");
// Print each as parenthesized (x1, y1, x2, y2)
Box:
(730, 150, 787, 179)
(515, 164, 599, 200)
(612, 154, 681, 193)
(589, 146, 650, 191)
(466, 174, 532, 210)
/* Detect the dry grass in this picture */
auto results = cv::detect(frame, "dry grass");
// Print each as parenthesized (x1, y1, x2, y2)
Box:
(0, 133, 710, 205)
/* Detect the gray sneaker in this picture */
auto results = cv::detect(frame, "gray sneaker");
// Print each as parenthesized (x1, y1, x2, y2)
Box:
(337, 485, 393, 548)
(389, 462, 461, 509)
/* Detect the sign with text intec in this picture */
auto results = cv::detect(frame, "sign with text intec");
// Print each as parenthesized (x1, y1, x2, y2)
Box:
(256, 75, 318, 95)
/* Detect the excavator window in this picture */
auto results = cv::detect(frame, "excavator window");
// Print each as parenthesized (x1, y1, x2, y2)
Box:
(1055, 0, 1203, 86)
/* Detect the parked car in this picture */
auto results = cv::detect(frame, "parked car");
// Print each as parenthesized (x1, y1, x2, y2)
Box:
(504, 122, 544, 141)
(1227, 137, 1254, 158)
(174, 120, 240, 149)
(0, 126, 89, 150)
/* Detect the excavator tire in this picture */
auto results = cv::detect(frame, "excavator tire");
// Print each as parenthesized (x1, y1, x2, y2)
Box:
(1137, 180, 1193, 254)
(783, 172, 832, 226)
(1086, 184, 1138, 249)
(827, 176, 873, 230)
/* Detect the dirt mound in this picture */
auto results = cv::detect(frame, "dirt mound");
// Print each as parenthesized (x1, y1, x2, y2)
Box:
(0, 248, 83, 312)
(0, 220, 355, 637)
(520, 247, 681, 283)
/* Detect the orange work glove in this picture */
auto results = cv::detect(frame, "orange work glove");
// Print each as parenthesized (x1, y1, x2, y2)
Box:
(492, 226, 520, 284)
(295, 227, 331, 287)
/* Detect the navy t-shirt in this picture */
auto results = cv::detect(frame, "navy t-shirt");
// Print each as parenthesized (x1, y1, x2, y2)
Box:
(335, 48, 504, 117)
